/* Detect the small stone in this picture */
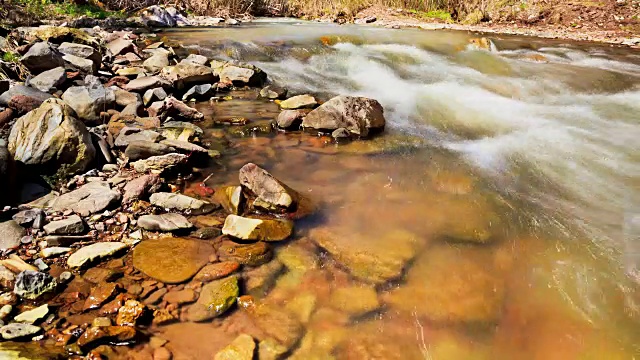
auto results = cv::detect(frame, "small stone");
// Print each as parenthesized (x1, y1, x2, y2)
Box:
(67, 242, 128, 269)
(40, 247, 72, 258)
(150, 193, 218, 215)
(59, 271, 74, 284)
(260, 85, 287, 100)
(193, 262, 240, 283)
(92, 317, 111, 327)
(279, 94, 316, 110)
(116, 299, 146, 326)
(83, 282, 118, 311)
(222, 215, 293, 242)
(13, 271, 57, 300)
(186, 276, 239, 322)
(14, 304, 49, 324)
(163, 289, 197, 304)
(144, 288, 168, 305)
(214, 334, 256, 360)
(43, 215, 85, 235)
(52, 182, 121, 217)
(239, 163, 298, 209)
(143, 87, 167, 106)
(138, 213, 193, 232)
(0, 323, 41, 340)
(276, 109, 305, 129)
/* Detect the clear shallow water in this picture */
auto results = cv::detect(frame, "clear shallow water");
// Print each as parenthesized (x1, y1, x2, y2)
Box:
(161, 22, 640, 359)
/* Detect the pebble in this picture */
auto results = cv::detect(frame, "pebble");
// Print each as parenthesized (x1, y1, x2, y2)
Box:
(143, 288, 168, 305)
(14, 304, 49, 324)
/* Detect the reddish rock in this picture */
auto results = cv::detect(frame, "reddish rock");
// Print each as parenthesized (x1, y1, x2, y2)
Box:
(0, 108, 14, 127)
(193, 262, 240, 283)
(116, 299, 146, 326)
(107, 115, 160, 138)
(83, 282, 119, 311)
(8, 95, 41, 114)
(123, 174, 163, 204)
(99, 294, 128, 316)
(143, 288, 168, 305)
(77, 326, 136, 349)
(105, 75, 130, 88)
(163, 289, 197, 305)
(153, 347, 173, 360)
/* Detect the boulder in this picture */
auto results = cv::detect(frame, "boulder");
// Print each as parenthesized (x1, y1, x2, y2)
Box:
(0, 85, 52, 109)
(150, 193, 218, 215)
(239, 163, 298, 209)
(58, 42, 101, 73)
(107, 38, 135, 56)
(122, 174, 162, 203)
(187, 276, 239, 321)
(276, 110, 305, 129)
(67, 242, 127, 268)
(222, 215, 293, 242)
(114, 127, 161, 147)
(13, 270, 57, 300)
(0, 220, 25, 251)
(52, 181, 121, 217)
(260, 85, 287, 100)
(302, 96, 385, 137)
(131, 153, 187, 173)
(143, 53, 169, 73)
(143, 87, 167, 106)
(20, 42, 64, 74)
(219, 65, 266, 87)
(215, 334, 255, 360)
(124, 76, 168, 92)
(279, 95, 316, 110)
(8, 98, 95, 174)
(138, 213, 193, 231)
(160, 63, 215, 89)
(43, 215, 84, 235)
(62, 75, 116, 125)
(0, 323, 41, 340)
(28, 67, 66, 93)
(124, 141, 175, 161)
(133, 237, 214, 283)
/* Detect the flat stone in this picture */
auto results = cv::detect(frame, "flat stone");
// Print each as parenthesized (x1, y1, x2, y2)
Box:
(107, 38, 135, 56)
(20, 42, 64, 74)
(43, 215, 84, 235)
(138, 213, 193, 232)
(124, 76, 167, 92)
(217, 240, 271, 267)
(122, 174, 162, 204)
(63, 53, 95, 74)
(133, 237, 214, 283)
(159, 139, 208, 153)
(280, 94, 316, 110)
(53, 182, 121, 217)
(58, 42, 101, 73)
(77, 325, 135, 349)
(181, 54, 208, 65)
(215, 334, 256, 360)
(67, 242, 128, 269)
(83, 282, 118, 311)
(40, 247, 72, 258)
(13, 304, 49, 324)
(193, 261, 240, 283)
(114, 127, 161, 147)
(0, 323, 41, 340)
(131, 153, 188, 173)
(124, 140, 175, 161)
(222, 215, 293, 242)
(13, 270, 57, 300)
(29, 67, 66, 92)
(0, 220, 25, 251)
(163, 289, 197, 304)
(150, 193, 217, 215)
(239, 163, 298, 209)
(192, 227, 221, 239)
(187, 276, 239, 322)
(116, 67, 146, 77)
(12, 209, 44, 227)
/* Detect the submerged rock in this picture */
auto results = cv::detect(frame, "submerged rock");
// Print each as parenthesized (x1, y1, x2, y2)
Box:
(193, 261, 240, 283)
(302, 96, 385, 137)
(187, 276, 239, 321)
(238, 297, 304, 351)
(13, 270, 57, 300)
(67, 242, 127, 269)
(215, 334, 256, 360)
(150, 192, 218, 215)
(8, 98, 95, 174)
(222, 215, 293, 242)
(116, 300, 146, 326)
(138, 213, 193, 231)
(329, 286, 380, 317)
(217, 240, 272, 266)
(77, 326, 136, 349)
(52, 181, 121, 216)
(133, 237, 213, 283)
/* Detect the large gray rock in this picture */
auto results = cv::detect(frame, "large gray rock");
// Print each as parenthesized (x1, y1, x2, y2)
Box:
(20, 42, 64, 74)
(13, 270, 57, 300)
(28, 67, 66, 93)
(43, 215, 85, 235)
(302, 96, 386, 137)
(131, 153, 187, 173)
(160, 63, 215, 89)
(124, 141, 175, 161)
(0, 85, 52, 108)
(107, 38, 134, 56)
(138, 213, 192, 231)
(58, 42, 101, 74)
(52, 181, 121, 217)
(239, 163, 298, 209)
(0, 220, 25, 251)
(114, 127, 161, 147)
(143, 53, 169, 73)
(62, 76, 116, 125)
(8, 98, 95, 174)
(149, 193, 217, 215)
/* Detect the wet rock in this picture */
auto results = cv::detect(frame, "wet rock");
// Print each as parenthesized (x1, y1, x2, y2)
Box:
(58, 42, 101, 74)
(276, 243, 318, 273)
(187, 276, 239, 322)
(67, 242, 127, 269)
(125, 76, 168, 92)
(14, 304, 48, 324)
(114, 127, 161, 147)
(116, 299, 145, 326)
(148, 97, 204, 121)
(123, 174, 163, 203)
(311, 228, 418, 284)
(302, 96, 385, 137)
(214, 334, 255, 360)
(107, 38, 135, 56)
(12, 209, 45, 228)
(133, 237, 214, 283)
(163, 289, 197, 304)
(0, 220, 25, 251)
(43, 215, 85, 235)
(243, 260, 283, 297)
(260, 85, 287, 100)
(0, 323, 41, 340)
(8, 98, 95, 174)
(132, 153, 188, 173)
(0, 85, 52, 109)
(258, 338, 287, 360)
(29, 67, 66, 93)
(219, 66, 265, 87)
(144, 53, 170, 73)
(383, 245, 505, 324)
(280, 95, 316, 110)
(77, 326, 136, 349)
(150, 193, 217, 215)
(238, 297, 303, 350)
(40, 247, 72, 258)
(329, 286, 379, 317)
(13, 270, 57, 300)
(52, 181, 121, 216)
(213, 186, 243, 215)
(182, 83, 214, 101)
(217, 240, 272, 266)
(92, 317, 111, 327)
(192, 227, 221, 239)
(138, 213, 193, 232)
(125, 141, 175, 161)
(276, 110, 305, 129)
(193, 261, 239, 283)
(62, 76, 116, 125)
(83, 282, 118, 310)
(239, 163, 298, 209)
(143, 87, 167, 106)
(160, 63, 215, 89)
(222, 215, 293, 242)
(20, 42, 64, 74)
(154, 347, 173, 360)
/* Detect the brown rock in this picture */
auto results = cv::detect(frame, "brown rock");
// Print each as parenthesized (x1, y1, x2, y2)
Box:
(9, 95, 41, 114)
(108, 115, 160, 138)
(83, 282, 118, 311)
(83, 268, 122, 284)
(153, 347, 173, 360)
(116, 299, 146, 326)
(193, 262, 240, 283)
(217, 240, 272, 266)
(238, 297, 303, 350)
(163, 289, 197, 304)
(77, 325, 136, 349)
(99, 294, 127, 316)
(0, 108, 14, 127)
(144, 288, 168, 305)
(239, 163, 298, 210)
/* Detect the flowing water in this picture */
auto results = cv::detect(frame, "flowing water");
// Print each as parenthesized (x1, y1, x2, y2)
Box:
(154, 20, 640, 359)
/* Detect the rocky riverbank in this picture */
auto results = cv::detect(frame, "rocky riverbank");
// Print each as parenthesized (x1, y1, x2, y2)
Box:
(0, 15, 390, 359)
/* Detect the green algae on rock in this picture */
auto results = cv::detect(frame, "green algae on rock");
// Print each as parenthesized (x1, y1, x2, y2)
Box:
(133, 237, 214, 284)
(187, 276, 239, 322)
